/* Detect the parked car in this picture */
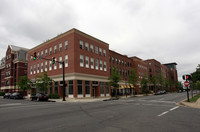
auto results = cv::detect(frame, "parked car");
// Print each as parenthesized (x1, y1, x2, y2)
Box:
(3, 93, 12, 99)
(31, 93, 48, 101)
(10, 92, 24, 99)
(155, 90, 166, 95)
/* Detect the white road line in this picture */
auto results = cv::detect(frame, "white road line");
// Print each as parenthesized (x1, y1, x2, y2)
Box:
(170, 106, 179, 111)
(158, 106, 179, 117)
(0, 103, 21, 107)
(158, 111, 169, 117)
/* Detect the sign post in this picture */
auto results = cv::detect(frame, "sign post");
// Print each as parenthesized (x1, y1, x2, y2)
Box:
(184, 81, 190, 102)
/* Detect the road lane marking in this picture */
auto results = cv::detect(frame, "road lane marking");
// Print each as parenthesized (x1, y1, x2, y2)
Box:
(158, 111, 169, 117)
(158, 106, 179, 117)
(170, 106, 179, 111)
(0, 103, 21, 107)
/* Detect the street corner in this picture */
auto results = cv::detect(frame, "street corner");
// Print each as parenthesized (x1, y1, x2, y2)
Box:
(177, 98, 200, 109)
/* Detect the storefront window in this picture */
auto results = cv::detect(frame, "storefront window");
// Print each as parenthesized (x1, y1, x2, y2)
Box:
(85, 81, 90, 94)
(77, 80, 82, 94)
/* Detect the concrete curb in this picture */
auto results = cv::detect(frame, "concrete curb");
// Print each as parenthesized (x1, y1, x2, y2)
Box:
(177, 98, 200, 109)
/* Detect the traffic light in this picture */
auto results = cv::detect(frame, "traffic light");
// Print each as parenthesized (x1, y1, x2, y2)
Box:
(186, 75, 191, 80)
(52, 57, 55, 64)
(33, 52, 37, 60)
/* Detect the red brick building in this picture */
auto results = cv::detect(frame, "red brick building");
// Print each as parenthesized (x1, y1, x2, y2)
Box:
(109, 50, 134, 95)
(0, 45, 28, 92)
(26, 28, 179, 98)
(130, 56, 149, 93)
(28, 29, 110, 98)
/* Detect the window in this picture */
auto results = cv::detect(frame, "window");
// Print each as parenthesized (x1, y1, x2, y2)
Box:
(59, 43, 62, 51)
(54, 82, 58, 94)
(30, 66, 32, 75)
(45, 49, 47, 56)
(116, 58, 118, 64)
(65, 40, 68, 49)
(90, 44, 94, 52)
(85, 81, 90, 94)
(54, 45, 57, 53)
(95, 46, 98, 54)
(91, 58, 94, 69)
(99, 48, 102, 55)
(104, 62, 107, 71)
(103, 49, 106, 56)
(45, 61, 47, 71)
(59, 57, 62, 68)
(34, 64, 36, 74)
(30, 56, 32, 61)
(119, 59, 121, 65)
(41, 51, 43, 57)
(100, 60, 103, 71)
(80, 40, 83, 49)
(77, 80, 83, 94)
(54, 58, 57, 70)
(41, 62, 43, 72)
(106, 83, 109, 94)
(122, 60, 124, 66)
(65, 55, 68, 67)
(85, 56, 89, 68)
(100, 82, 104, 95)
(37, 52, 40, 57)
(80, 55, 84, 67)
(49, 61, 52, 71)
(95, 59, 98, 70)
(68, 80, 73, 94)
(49, 47, 52, 55)
(112, 57, 114, 63)
(49, 82, 53, 94)
(37, 64, 39, 73)
(85, 42, 89, 51)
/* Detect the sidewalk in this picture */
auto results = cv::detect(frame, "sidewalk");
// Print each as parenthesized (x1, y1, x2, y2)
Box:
(49, 97, 111, 103)
(178, 98, 200, 109)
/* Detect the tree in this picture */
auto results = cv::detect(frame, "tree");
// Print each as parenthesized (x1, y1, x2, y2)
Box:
(191, 64, 200, 83)
(158, 73, 164, 90)
(17, 76, 32, 94)
(128, 69, 138, 94)
(108, 67, 121, 97)
(140, 73, 148, 93)
(35, 71, 52, 93)
(149, 75, 158, 93)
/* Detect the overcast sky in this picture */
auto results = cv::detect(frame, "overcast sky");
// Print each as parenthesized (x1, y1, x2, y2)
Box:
(0, 0, 200, 81)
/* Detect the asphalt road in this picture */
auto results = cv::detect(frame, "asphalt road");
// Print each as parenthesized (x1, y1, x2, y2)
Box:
(0, 92, 200, 132)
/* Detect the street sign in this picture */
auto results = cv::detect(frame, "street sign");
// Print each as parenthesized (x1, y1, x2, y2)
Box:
(184, 81, 190, 87)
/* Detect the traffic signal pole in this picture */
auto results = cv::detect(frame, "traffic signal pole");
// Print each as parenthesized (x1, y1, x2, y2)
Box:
(186, 85, 190, 102)
(32, 53, 66, 101)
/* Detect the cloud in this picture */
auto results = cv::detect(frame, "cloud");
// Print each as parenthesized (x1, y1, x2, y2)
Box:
(0, 0, 200, 81)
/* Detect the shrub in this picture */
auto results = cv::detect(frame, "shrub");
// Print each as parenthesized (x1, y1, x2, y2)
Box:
(0, 92, 5, 96)
(49, 93, 60, 99)
(31, 92, 36, 96)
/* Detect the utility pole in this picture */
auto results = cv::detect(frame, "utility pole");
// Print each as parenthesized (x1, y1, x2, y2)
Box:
(62, 61, 66, 101)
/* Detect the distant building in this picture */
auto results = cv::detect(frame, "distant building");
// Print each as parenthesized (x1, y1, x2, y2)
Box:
(164, 63, 178, 83)
(0, 45, 28, 92)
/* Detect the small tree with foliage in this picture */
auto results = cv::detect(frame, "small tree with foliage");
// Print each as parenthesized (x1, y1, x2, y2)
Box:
(128, 69, 138, 95)
(35, 71, 52, 93)
(140, 73, 149, 94)
(17, 76, 32, 94)
(149, 75, 158, 93)
(108, 67, 121, 97)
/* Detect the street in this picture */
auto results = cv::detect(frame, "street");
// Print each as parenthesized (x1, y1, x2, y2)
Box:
(0, 92, 200, 132)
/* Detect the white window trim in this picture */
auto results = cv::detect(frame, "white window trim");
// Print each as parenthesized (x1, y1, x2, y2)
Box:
(80, 55, 84, 67)
(85, 56, 89, 68)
